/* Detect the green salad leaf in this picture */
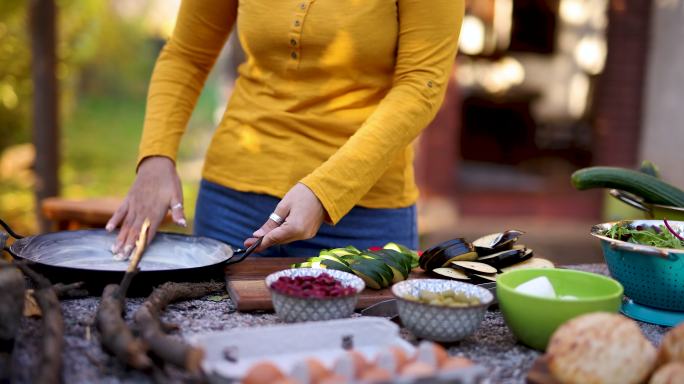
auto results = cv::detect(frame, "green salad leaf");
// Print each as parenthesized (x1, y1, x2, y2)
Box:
(603, 221, 684, 249)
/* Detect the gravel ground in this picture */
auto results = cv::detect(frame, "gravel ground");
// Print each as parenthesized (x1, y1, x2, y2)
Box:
(9, 264, 669, 383)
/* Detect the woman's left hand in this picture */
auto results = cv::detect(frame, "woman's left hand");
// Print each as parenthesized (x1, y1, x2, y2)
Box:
(244, 183, 325, 252)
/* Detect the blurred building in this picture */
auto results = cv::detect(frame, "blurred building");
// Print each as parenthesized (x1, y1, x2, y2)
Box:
(640, 0, 684, 190)
(415, 0, 672, 226)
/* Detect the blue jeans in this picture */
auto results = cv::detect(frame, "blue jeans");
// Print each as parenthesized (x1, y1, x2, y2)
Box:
(194, 179, 418, 257)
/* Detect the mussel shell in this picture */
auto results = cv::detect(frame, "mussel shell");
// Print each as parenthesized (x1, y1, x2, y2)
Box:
(420, 239, 461, 269)
(475, 242, 513, 257)
(500, 229, 525, 242)
(425, 243, 476, 271)
(473, 230, 525, 256)
(440, 251, 479, 267)
(420, 238, 469, 270)
(478, 248, 533, 269)
(472, 233, 504, 249)
(422, 238, 466, 257)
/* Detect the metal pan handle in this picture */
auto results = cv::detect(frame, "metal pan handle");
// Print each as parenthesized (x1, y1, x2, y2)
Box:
(609, 189, 652, 214)
(225, 217, 283, 265)
(0, 218, 24, 240)
(225, 237, 263, 266)
(0, 218, 23, 259)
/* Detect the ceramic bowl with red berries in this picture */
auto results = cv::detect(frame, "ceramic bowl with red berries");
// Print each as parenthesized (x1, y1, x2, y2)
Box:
(265, 268, 365, 323)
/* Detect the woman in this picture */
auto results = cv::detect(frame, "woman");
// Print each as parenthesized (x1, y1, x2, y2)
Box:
(107, 0, 464, 258)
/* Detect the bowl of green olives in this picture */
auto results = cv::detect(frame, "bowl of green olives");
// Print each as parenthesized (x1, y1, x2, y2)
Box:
(392, 279, 494, 342)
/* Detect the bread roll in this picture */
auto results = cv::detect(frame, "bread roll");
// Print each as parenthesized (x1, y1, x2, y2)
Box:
(547, 312, 656, 384)
(649, 362, 684, 384)
(658, 322, 684, 366)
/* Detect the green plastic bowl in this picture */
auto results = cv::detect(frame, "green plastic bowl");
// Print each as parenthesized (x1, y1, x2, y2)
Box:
(497, 268, 623, 351)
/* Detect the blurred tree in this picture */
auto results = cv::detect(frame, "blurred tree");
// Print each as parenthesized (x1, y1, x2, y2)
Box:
(0, 0, 166, 233)
(0, 1, 32, 151)
(0, 0, 154, 152)
(30, 0, 59, 232)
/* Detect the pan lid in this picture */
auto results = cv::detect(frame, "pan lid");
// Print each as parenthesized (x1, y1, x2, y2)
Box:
(10, 229, 233, 272)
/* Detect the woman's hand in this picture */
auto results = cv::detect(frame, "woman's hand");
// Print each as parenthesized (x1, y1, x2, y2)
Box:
(106, 156, 186, 258)
(245, 183, 325, 252)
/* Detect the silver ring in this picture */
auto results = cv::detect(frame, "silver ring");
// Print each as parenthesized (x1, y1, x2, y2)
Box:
(269, 212, 284, 225)
(170, 203, 183, 210)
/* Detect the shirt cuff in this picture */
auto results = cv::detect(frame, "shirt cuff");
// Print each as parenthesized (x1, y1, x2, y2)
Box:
(299, 176, 342, 225)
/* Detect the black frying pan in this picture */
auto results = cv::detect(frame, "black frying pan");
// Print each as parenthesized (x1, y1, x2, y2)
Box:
(1, 218, 259, 295)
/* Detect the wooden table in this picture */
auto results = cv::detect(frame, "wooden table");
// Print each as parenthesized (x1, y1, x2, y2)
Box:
(41, 197, 123, 230)
(41, 197, 172, 230)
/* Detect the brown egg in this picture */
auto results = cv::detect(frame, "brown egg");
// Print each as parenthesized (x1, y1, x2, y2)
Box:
(242, 361, 286, 384)
(272, 380, 301, 384)
(333, 351, 369, 379)
(401, 361, 436, 379)
(360, 367, 393, 382)
(441, 356, 474, 371)
(386, 346, 410, 369)
(374, 346, 412, 374)
(415, 341, 449, 368)
(318, 374, 349, 384)
(291, 358, 331, 384)
(374, 350, 399, 374)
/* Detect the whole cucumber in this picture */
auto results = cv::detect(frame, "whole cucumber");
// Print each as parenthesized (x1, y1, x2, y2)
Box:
(571, 166, 684, 208)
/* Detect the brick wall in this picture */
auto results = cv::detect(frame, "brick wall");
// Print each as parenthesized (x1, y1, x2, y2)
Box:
(592, 0, 652, 167)
(414, 74, 460, 198)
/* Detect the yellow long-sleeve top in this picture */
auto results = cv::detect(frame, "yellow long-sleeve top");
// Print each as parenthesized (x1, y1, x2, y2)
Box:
(139, 0, 464, 224)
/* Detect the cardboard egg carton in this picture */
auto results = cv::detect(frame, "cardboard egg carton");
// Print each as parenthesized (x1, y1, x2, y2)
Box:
(189, 317, 486, 383)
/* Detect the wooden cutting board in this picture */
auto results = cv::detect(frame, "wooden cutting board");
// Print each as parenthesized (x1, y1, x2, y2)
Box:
(224, 257, 427, 312)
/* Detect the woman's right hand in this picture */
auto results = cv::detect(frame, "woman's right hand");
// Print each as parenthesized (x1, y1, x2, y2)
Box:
(106, 156, 186, 258)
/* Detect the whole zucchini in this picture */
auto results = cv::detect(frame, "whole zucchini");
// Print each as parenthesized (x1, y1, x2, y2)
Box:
(571, 166, 684, 208)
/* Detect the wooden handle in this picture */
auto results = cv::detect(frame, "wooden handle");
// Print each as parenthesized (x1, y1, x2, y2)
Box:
(127, 218, 151, 273)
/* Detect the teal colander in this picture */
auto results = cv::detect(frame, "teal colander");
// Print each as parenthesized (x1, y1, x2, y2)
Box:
(591, 220, 684, 312)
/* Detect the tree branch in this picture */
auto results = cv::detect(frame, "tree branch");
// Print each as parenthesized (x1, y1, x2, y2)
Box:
(134, 281, 224, 373)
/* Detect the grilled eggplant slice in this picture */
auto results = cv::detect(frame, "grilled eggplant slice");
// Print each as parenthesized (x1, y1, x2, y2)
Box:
(477, 247, 533, 269)
(432, 267, 470, 280)
(500, 257, 554, 272)
(420, 238, 468, 269)
(471, 273, 497, 282)
(425, 243, 477, 271)
(451, 261, 498, 275)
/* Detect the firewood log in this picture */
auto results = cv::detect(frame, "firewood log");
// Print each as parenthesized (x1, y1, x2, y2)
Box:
(95, 219, 152, 370)
(14, 262, 64, 384)
(134, 281, 224, 373)
(0, 261, 25, 382)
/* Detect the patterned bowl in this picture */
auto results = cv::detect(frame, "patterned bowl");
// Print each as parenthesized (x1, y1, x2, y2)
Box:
(392, 279, 493, 342)
(265, 268, 365, 323)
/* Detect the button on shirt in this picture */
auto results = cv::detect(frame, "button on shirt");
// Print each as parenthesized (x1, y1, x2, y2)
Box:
(139, 0, 464, 224)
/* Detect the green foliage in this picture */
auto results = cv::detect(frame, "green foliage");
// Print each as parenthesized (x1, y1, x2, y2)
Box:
(0, 1, 221, 233)
(0, 0, 159, 152)
(0, 1, 32, 150)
